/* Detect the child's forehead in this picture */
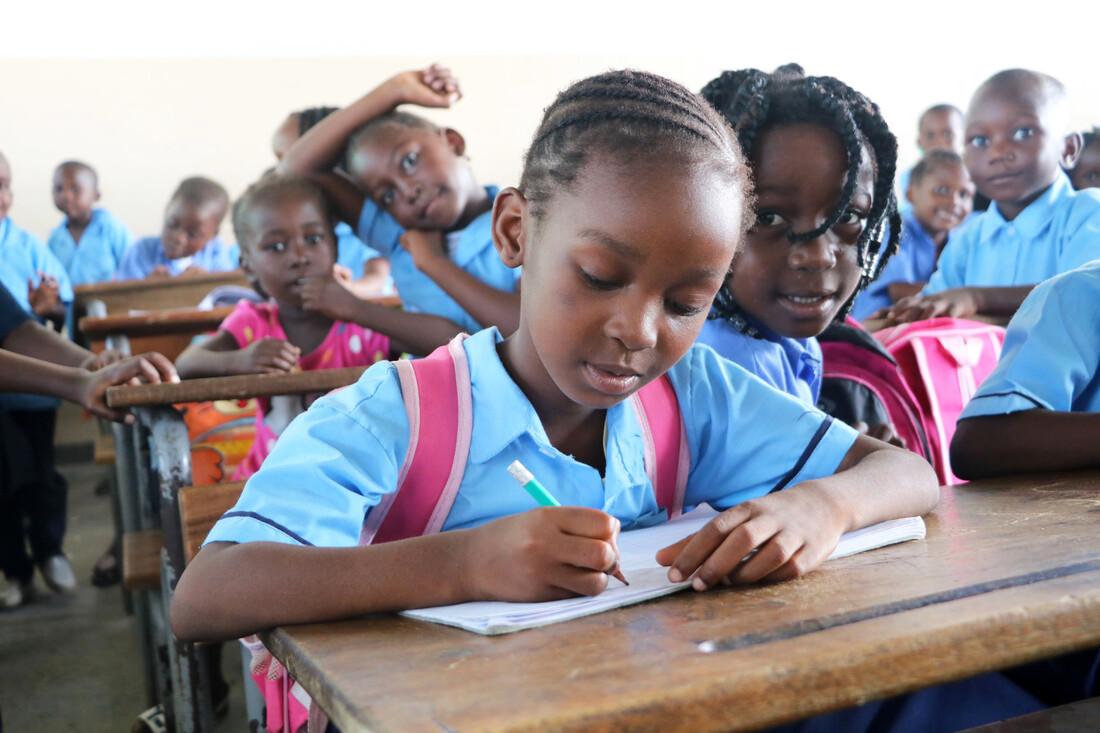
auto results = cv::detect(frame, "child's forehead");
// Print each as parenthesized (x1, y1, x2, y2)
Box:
(967, 84, 1051, 124)
(55, 165, 95, 184)
(920, 109, 962, 131)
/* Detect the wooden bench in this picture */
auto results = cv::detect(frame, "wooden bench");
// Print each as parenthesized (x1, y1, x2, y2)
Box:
(94, 432, 116, 466)
(122, 528, 165, 591)
(73, 270, 250, 318)
(79, 306, 235, 361)
(179, 481, 246, 564)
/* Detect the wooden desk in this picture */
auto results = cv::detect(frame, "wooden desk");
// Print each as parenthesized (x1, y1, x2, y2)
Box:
(264, 471, 1100, 733)
(79, 306, 234, 360)
(73, 270, 250, 316)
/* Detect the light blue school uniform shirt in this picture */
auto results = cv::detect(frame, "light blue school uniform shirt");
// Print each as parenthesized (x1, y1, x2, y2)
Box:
(47, 208, 134, 286)
(959, 259, 1100, 419)
(0, 217, 74, 410)
(116, 235, 238, 281)
(923, 172, 1100, 294)
(205, 328, 857, 548)
(356, 186, 520, 334)
(696, 313, 823, 406)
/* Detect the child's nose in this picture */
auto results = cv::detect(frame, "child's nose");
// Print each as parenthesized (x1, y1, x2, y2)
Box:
(789, 236, 837, 271)
(606, 296, 660, 351)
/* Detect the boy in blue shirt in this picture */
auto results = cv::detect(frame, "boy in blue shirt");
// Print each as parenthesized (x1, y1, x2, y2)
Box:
(281, 64, 520, 338)
(854, 151, 975, 320)
(117, 176, 235, 281)
(886, 69, 1100, 324)
(897, 104, 965, 211)
(47, 161, 134, 286)
(1066, 127, 1100, 191)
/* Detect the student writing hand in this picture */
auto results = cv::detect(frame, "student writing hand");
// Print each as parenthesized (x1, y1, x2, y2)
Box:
(461, 507, 622, 602)
(386, 63, 461, 109)
(76, 352, 179, 423)
(236, 337, 300, 374)
(399, 230, 447, 269)
(655, 485, 846, 590)
(884, 288, 980, 323)
(27, 273, 60, 316)
(299, 273, 360, 323)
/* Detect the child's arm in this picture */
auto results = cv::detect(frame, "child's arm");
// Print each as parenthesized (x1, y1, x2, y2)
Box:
(279, 64, 460, 229)
(298, 273, 464, 355)
(886, 281, 925, 303)
(400, 230, 521, 335)
(171, 506, 622, 642)
(656, 436, 939, 590)
(2, 318, 92, 368)
(175, 330, 301, 379)
(884, 285, 1034, 323)
(952, 411, 1100, 479)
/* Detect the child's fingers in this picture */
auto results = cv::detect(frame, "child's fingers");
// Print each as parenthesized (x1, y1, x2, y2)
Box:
(655, 534, 694, 567)
(726, 530, 807, 584)
(551, 506, 620, 541)
(546, 564, 611, 598)
(551, 531, 620, 576)
(688, 515, 781, 590)
(133, 352, 180, 383)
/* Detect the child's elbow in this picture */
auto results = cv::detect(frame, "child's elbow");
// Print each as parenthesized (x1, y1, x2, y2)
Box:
(170, 579, 210, 643)
(950, 419, 992, 481)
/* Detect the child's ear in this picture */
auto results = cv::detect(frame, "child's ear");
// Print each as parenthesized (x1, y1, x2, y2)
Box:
(443, 128, 467, 157)
(1061, 132, 1084, 169)
(492, 187, 528, 269)
(905, 184, 916, 205)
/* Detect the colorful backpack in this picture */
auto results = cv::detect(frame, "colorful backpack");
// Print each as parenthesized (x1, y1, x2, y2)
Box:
(817, 319, 934, 468)
(249, 334, 690, 732)
(873, 317, 1006, 485)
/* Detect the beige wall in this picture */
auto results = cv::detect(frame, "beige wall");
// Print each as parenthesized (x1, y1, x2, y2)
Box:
(2, 54, 1097, 245)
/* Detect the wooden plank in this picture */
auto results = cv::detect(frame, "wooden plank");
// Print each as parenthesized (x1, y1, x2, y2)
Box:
(179, 481, 246, 564)
(93, 433, 115, 466)
(262, 470, 1100, 733)
(79, 307, 235, 339)
(962, 696, 1100, 731)
(73, 270, 249, 315)
(122, 528, 163, 591)
(105, 366, 368, 408)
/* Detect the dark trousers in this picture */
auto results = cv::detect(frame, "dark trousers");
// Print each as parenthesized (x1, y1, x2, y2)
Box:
(0, 408, 67, 583)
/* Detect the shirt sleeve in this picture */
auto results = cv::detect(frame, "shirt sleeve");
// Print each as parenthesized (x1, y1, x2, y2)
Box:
(203, 361, 412, 548)
(672, 344, 859, 510)
(356, 199, 404, 258)
(1057, 193, 1100, 274)
(116, 239, 152, 280)
(960, 269, 1100, 417)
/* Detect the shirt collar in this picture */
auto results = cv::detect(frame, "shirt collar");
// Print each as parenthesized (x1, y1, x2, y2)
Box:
(452, 186, 501, 267)
(463, 327, 649, 486)
(982, 171, 1073, 241)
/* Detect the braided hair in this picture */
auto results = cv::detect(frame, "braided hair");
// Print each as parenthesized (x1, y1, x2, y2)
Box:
(701, 65, 901, 321)
(519, 69, 751, 234)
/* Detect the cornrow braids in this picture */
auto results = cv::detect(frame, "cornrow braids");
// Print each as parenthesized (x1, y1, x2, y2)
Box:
(295, 106, 340, 137)
(702, 65, 901, 321)
(1082, 127, 1100, 150)
(520, 69, 751, 234)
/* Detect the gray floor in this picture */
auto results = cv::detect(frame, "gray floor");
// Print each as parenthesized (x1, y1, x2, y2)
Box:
(0, 402, 249, 732)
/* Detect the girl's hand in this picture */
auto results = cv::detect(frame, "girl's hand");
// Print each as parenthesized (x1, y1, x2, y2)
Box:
(885, 287, 980, 323)
(76, 352, 179, 423)
(180, 264, 209, 277)
(399, 230, 447, 270)
(656, 485, 847, 590)
(82, 348, 127, 371)
(461, 507, 622, 602)
(852, 421, 906, 449)
(236, 337, 300, 374)
(28, 273, 60, 316)
(386, 63, 461, 109)
(299, 273, 360, 322)
(149, 265, 173, 278)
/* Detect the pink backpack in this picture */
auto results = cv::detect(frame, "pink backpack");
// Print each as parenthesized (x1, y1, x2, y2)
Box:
(873, 318, 1006, 485)
(817, 319, 934, 468)
(253, 334, 690, 732)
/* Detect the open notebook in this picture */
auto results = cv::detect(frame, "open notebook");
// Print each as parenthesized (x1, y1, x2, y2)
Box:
(401, 506, 926, 635)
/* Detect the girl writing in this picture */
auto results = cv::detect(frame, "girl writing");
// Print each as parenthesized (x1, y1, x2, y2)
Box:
(175, 175, 459, 478)
(172, 69, 937, 639)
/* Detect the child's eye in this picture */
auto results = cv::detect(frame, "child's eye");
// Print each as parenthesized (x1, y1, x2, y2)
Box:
(754, 212, 787, 228)
(579, 269, 618, 290)
(665, 300, 705, 318)
(263, 241, 287, 253)
(968, 135, 989, 149)
(1012, 127, 1036, 142)
(836, 210, 867, 227)
(933, 186, 950, 196)
(305, 234, 325, 246)
(401, 151, 419, 173)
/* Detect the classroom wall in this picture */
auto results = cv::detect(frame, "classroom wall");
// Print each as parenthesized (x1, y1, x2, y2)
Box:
(2, 52, 1097, 245)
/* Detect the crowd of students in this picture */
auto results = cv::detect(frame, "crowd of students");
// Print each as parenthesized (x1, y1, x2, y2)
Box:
(1, 60, 1098, 732)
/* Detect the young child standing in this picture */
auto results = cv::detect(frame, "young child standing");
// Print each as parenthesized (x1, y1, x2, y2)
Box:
(172, 68, 937, 638)
(1066, 127, 1100, 191)
(47, 160, 134, 286)
(695, 65, 900, 409)
(175, 175, 453, 478)
(852, 150, 975, 320)
(116, 176, 236, 281)
(280, 64, 521, 336)
(887, 69, 1100, 323)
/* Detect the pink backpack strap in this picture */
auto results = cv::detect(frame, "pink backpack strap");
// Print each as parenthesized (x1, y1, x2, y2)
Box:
(629, 374, 689, 520)
(359, 334, 472, 545)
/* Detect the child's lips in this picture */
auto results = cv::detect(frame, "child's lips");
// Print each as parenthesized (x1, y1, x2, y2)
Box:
(779, 291, 836, 319)
(583, 362, 642, 396)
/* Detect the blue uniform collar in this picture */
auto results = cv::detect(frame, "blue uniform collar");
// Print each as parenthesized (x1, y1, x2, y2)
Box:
(452, 186, 501, 268)
(463, 328, 649, 488)
(982, 171, 1073, 241)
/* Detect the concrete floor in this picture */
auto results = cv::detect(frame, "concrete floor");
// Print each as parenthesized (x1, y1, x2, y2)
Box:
(0, 402, 249, 732)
